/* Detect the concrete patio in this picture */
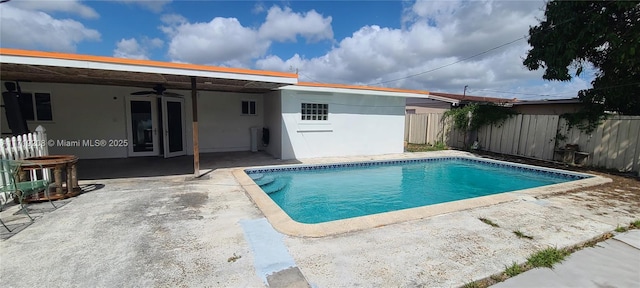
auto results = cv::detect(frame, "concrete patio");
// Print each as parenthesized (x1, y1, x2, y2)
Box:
(1, 151, 639, 287)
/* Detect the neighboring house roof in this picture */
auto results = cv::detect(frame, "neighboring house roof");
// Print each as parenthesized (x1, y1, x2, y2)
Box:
(406, 91, 516, 109)
(428, 92, 516, 104)
(510, 98, 582, 106)
(281, 82, 431, 98)
(0, 48, 297, 93)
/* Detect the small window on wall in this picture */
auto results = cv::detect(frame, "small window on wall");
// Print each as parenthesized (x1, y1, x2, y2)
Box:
(241, 100, 256, 115)
(301, 103, 328, 120)
(17, 92, 53, 121)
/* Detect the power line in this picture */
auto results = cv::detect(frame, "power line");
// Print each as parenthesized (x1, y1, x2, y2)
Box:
(367, 36, 527, 86)
(298, 72, 320, 83)
(470, 81, 640, 100)
(468, 88, 554, 97)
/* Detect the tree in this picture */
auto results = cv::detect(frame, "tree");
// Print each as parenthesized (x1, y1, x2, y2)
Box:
(523, 0, 640, 116)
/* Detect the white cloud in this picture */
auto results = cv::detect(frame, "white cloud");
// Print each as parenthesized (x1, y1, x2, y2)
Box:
(160, 13, 187, 35)
(115, 0, 172, 13)
(252, 2, 266, 14)
(113, 37, 163, 60)
(408, 0, 461, 23)
(8, 0, 99, 19)
(0, 4, 101, 52)
(258, 6, 333, 42)
(160, 5, 333, 66)
(114, 38, 147, 59)
(161, 13, 187, 25)
(162, 17, 270, 66)
(257, 0, 585, 100)
(147, 37, 164, 49)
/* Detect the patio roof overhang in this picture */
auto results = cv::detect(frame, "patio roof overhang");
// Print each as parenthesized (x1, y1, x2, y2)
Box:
(0, 48, 298, 93)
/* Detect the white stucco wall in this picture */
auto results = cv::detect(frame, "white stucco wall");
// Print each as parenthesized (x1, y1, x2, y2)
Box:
(0, 82, 275, 159)
(263, 91, 282, 158)
(197, 91, 264, 153)
(1, 82, 269, 158)
(280, 90, 406, 159)
(2, 82, 132, 159)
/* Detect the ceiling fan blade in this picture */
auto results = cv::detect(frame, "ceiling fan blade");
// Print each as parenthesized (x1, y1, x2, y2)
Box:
(163, 92, 184, 97)
(131, 91, 156, 95)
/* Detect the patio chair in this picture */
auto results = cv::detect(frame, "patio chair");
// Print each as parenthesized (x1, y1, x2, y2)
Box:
(0, 159, 54, 231)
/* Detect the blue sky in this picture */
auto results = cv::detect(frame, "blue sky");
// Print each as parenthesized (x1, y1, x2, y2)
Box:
(0, 0, 594, 100)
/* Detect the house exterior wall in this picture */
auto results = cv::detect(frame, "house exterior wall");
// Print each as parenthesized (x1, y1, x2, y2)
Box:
(2, 82, 132, 159)
(263, 91, 282, 158)
(1, 82, 268, 159)
(197, 91, 264, 153)
(405, 98, 452, 114)
(405, 105, 450, 114)
(280, 90, 406, 160)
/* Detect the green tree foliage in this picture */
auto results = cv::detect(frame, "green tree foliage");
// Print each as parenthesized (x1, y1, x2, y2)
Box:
(523, 1, 640, 115)
(443, 103, 518, 147)
(443, 104, 517, 131)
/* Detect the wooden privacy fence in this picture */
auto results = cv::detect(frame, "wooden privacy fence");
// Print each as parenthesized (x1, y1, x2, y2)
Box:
(405, 114, 640, 173)
(1, 125, 50, 205)
(405, 113, 448, 145)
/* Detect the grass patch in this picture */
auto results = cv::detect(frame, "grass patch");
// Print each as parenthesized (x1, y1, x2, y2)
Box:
(468, 232, 618, 288)
(513, 230, 534, 240)
(489, 274, 505, 283)
(527, 247, 569, 268)
(630, 220, 640, 229)
(504, 262, 523, 277)
(405, 142, 447, 152)
(615, 225, 628, 233)
(462, 281, 480, 288)
(478, 217, 500, 228)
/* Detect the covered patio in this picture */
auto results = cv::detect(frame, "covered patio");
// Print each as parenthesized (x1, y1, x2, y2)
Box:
(0, 48, 298, 177)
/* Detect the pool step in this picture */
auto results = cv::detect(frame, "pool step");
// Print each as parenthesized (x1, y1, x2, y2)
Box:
(254, 175, 275, 186)
(262, 181, 287, 195)
(249, 173, 264, 181)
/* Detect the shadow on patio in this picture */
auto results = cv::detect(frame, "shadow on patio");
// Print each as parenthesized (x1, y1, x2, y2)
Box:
(77, 151, 301, 180)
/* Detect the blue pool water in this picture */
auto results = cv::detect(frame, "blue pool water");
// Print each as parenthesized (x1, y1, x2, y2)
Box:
(246, 157, 589, 224)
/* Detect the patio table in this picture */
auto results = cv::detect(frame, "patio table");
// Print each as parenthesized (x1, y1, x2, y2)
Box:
(19, 155, 81, 202)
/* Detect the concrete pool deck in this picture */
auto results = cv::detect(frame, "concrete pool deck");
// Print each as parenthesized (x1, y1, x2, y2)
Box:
(1, 150, 639, 287)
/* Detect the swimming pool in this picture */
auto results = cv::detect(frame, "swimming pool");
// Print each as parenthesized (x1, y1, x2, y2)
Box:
(245, 157, 589, 224)
(235, 153, 609, 237)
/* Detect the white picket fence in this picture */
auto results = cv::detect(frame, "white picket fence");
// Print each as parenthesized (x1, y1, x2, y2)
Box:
(1, 125, 50, 205)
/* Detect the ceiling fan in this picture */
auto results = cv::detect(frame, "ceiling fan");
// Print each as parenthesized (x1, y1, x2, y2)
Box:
(130, 84, 183, 97)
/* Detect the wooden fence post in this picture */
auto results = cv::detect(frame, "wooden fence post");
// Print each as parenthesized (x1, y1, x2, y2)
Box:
(35, 125, 48, 157)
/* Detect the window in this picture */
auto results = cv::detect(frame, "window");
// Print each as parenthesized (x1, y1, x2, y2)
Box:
(301, 103, 328, 120)
(35, 93, 53, 121)
(241, 100, 256, 115)
(17, 92, 53, 121)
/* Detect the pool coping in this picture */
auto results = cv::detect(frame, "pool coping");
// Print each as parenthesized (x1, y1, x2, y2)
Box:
(233, 154, 612, 237)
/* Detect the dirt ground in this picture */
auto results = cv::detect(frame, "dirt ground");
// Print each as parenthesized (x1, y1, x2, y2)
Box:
(472, 150, 640, 216)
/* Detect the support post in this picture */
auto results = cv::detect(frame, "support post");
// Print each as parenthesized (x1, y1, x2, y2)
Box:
(191, 77, 200, 177)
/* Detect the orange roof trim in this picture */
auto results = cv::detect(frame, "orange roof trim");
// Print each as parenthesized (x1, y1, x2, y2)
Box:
(0, 48, 298, 79)
(297, 81, 429, 95)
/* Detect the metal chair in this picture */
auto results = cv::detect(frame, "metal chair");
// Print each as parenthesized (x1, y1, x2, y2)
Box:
(0, 159, 54, 231)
